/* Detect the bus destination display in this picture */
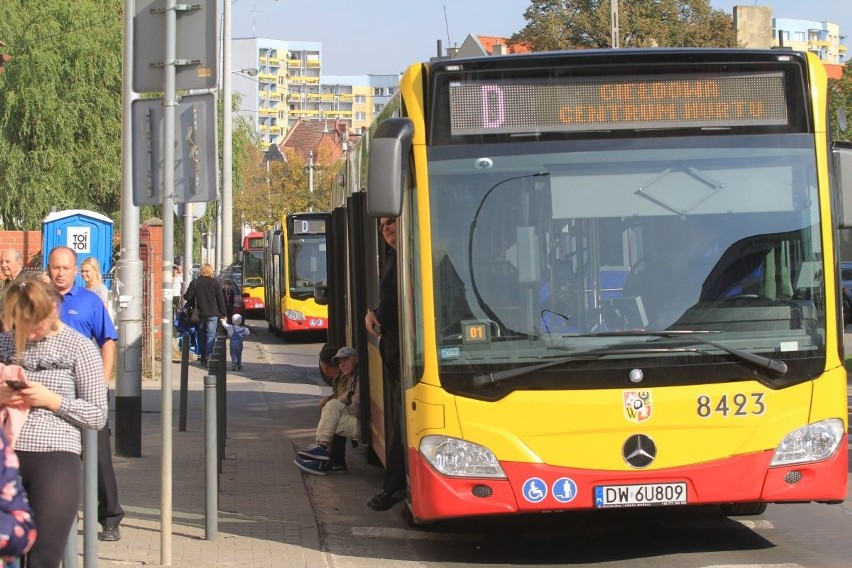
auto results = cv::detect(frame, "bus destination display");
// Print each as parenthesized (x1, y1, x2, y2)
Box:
(291, 218, 327, 235)
(448, 73, 788, 135)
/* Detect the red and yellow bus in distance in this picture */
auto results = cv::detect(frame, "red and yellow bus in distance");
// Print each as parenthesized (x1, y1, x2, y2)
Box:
(241, 231, 266, 316)
(263, 212, 329, 340)
(328, 49, 852, 524)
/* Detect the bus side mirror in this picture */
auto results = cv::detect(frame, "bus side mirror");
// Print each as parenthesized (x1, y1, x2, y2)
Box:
(834, 143, 852, 229)
(367, 118, 413, 218)
(314, 283, 329, 306)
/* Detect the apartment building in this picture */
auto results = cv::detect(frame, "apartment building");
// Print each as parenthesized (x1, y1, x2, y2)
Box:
(773, 18, 846, 64)
(734, 7, 846, 64)
(232, 37, 398, 145)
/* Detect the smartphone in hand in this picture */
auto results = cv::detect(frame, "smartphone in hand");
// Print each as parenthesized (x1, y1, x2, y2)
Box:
(5, 380, 27, 390)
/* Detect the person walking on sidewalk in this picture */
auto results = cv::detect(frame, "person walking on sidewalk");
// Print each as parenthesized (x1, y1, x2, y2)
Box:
(294, 347, 360, 475)
(365, 217, 406, 511)
(183, 263, 227, 365)
(219, 313, 250, 371)
(0, 278, 107, 568)
(47, 246, 124, 543)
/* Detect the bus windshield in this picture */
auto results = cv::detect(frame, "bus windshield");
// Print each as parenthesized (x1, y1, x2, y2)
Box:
(427, 133, 825, 394)
(288, 235, 328, 299)
(242, 250, 263, 288)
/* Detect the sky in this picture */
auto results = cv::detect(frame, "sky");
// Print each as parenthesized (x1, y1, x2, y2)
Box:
(231, 0, 852, 76)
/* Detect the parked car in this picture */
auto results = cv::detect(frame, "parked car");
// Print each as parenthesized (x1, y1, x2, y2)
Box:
(841, 261, 852, 326)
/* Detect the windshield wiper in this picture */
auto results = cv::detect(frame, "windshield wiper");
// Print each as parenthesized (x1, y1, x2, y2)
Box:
(470, 330, 787, 389)
(591, 330, 788, 377)
(471, 346, 701, 388)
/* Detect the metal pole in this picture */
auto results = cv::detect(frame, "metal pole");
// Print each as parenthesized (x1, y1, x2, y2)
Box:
(83, 428, 98, 567)
(160, 0, 177, 564)
(179, 331, 190, 431)
(204, 375, 218, 539)
(184, 205, 193, 295)
(611, 0, 620, 49)
(222, 0, 234, 270)
(116, 0, 143, 460)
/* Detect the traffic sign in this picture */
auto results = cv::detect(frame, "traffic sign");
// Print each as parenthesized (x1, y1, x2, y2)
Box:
(131, 93, 218, 206)
(175, 201, 207, 223)
(133, 0, 219, 93)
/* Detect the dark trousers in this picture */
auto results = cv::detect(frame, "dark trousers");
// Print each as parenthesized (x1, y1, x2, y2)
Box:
(330, 434, 347, 466)
(19, 451, 81, 568)
(379, 332, 406, 496)
(98, 421, 124, 528)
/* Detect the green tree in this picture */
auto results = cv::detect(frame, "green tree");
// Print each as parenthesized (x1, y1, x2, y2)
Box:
(0, 1, 123, 230)
(233, 140, 336, 232)
(830, 66, 852, 143)
(510, 0, 738, 51)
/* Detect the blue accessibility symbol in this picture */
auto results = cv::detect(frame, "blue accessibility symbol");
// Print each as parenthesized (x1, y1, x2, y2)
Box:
(522, 477, 548, 503)
(552, 477, 578, 503)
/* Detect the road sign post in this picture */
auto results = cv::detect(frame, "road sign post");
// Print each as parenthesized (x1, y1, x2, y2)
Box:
(132, 2, 219, 564)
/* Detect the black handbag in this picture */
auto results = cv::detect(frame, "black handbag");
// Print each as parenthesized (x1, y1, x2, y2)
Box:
(180, 302, 199, 325)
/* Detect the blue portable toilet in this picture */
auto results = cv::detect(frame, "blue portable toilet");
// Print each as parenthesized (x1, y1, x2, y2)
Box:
(42, 209, 114, 288)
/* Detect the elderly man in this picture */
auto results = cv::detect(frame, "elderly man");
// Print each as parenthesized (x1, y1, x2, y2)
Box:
(294, 346, 361, 475)
(0, 248, 26, 331)
(0, 248, 24, 282)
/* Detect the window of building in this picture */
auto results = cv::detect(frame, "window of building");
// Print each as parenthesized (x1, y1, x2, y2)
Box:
(374, 103, 384, 113)
(355, 112, 366, 121)
(355, 95, 365, 103)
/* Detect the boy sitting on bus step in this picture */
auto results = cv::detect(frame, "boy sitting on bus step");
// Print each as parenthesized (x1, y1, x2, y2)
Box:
(219, 313, 251, 371)
(294, 347, 360, 475)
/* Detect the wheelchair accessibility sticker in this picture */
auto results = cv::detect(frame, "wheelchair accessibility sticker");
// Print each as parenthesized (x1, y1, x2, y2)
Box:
(552, 477, 578, 503)
(522, 477, 548, 503)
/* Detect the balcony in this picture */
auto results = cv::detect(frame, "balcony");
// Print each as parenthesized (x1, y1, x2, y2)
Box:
(258, 73, 277, 83)
(259, 108, 278, 117)
(259, 56, 280, 66)
(287, 58, 302, 66)
(306, 60, 321, 67)
(289, 76, 320, 84)
(290, 109, 319, 117)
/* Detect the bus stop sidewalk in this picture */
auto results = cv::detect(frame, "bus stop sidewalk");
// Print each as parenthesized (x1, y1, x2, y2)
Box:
(88, 347, 327, 568)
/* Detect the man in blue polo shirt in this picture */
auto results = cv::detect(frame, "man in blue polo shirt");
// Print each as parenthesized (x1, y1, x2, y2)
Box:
(48, 246, 124, 542)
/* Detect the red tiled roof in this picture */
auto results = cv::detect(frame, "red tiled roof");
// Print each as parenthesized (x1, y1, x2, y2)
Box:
(280, 119, 349, 165)
(825, 63, 844, 80)
(476, 35, 532, 55)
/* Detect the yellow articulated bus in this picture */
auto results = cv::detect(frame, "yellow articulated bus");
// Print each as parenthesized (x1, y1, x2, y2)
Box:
(263, 212, 330, 340)
(327, 48, 852, 524)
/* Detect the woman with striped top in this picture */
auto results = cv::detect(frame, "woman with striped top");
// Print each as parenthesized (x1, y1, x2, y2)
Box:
(0, 278, 107, 568)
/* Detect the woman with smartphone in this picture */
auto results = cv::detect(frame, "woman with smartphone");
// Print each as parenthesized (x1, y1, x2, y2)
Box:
(0, 278, 107, 568)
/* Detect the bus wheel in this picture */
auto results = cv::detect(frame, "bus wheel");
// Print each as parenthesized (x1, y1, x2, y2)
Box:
(401, 505, 433, 529)
(720, 502, 767, 516)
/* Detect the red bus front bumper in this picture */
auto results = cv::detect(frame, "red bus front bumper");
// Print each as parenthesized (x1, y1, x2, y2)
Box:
(283, 316, 327, 332)
(406, 435, 847, 521)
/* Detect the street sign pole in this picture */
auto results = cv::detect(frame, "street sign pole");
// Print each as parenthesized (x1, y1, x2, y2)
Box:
(117, 0, 144, 461)
(160, 0, 176, 563)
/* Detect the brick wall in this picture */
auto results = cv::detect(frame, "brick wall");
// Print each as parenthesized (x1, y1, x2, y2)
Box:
(0, 231, 43, 267)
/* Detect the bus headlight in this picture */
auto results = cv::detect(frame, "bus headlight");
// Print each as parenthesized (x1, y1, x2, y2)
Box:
(770, 418, 845, 466)
(284, 309, 305, 321)
(419, 435, 506, 478)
